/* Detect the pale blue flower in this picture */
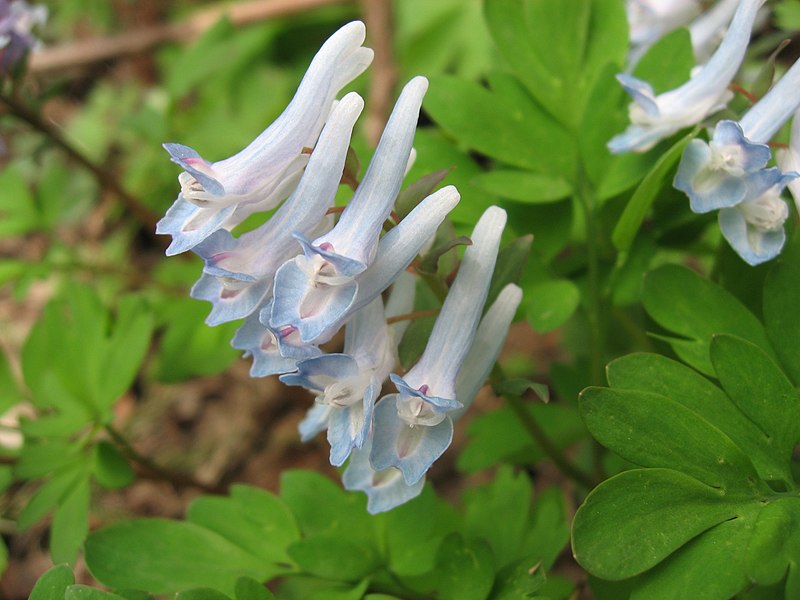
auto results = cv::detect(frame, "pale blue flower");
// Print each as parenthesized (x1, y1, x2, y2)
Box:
(157, 21, 373, 255)
(674, 57, 800, 213)
(231, 303, 320, 378)
(269, 77, 427, 341)
(189, 93, 364, 325)
(370, 207, 507, 486)
(610, 0, 763, 153)
(689, 0, 742, 64)
(281, 295, 397, 466)
(626, 0, 701, 67)
(345, 282, 522, 513)
(718, 169, 793, 265)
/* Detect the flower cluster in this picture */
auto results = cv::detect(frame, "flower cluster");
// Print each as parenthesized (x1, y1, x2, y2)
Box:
(616, 0, 799, 265)
(0, 0, 46, 77)
(158, 21, 521, 513)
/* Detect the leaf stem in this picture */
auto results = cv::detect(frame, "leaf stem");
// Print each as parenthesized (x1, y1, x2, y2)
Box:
(502, 391, 597, 489)
(576, 165, 606, 387)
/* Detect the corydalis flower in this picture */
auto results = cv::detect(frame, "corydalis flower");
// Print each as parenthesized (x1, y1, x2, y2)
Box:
(674, 57, 800, 214)
(610, 0, 764, 153)
(281, 294, 399, 467)
(346, 283, 522, 513)
(777, 110, 800, 215)
(0, 0, 46, 76)
(157, 21, 373, 255)
(718, 169, 793, 265)
(190, 93, 364, 326)
(370, 206, 507, 486)
(270, 76, 428, 342)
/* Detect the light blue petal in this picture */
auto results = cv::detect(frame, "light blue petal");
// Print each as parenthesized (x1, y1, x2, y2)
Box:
(298, 403, 333, 441)
(740, 57, 800, 142)
(190, 272, 271, 326)
(607, 124, 673, 155)
(163, 143, 225, 196)
(257, 303, 321, 360)
(231, 312, 299, 377)
(342, 439, 425, 514)
(674, 139, 747, 213)
(294, 233, 368, 278)
(713, 120, 771, 171)
(719, 207, 786, 266)
(270, 257, 358, 342)
(280, 353, 360, 391)
(156, 196, 236, 256)
(389, 374, 462, 412)
(616, 74, 659, 118)
(328, 381, 378, 467)
(370, 395, 453, 485)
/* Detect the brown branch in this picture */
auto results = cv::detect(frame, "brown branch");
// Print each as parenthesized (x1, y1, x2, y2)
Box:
(28, 0, 352, 75)
(0, 92, 162, 237)
(385, 308, 439, 325)
(361, 0, 397, 146)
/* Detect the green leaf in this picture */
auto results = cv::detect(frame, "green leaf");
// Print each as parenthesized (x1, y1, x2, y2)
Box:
(234, 577, 276, 600)
(154, 298, 239, 382)
(93, 441, 135, 490)
(572, 469, 746, 580)
(471, 170, 571, 204)
(288, 535, 380, 581)
(17, 464, 86, 530)
(85, 519, 271, 596)
(51, 475, 90, 565)
(580, 387, 760, 489)
(633, 28, 695, 94)
(522, 487, 570, 571)
(406, 130, 498, 226)
(525, 279, 580, 332)
(627, 516, 754, 600)
(710, 335, 800, 462)
(425, 75, 576, 177)
(280, 471, 375, 546)
(483, 0, 626, 127)
(457, 404, 584, 473)
(606, 353, 791, 484)
(0, 167, 40, 236)
(463, 467, 531, 568)
(612, 130, 696, 253)
(763, 235, 800, 384)
(418, 236, 472, 276)
(490, 557, 546, 600)
(493, 379, 549, 404)
(65, 586, 128, 600)
(395, 169, 452, 220)
(435, 534, 494, 600)
(744, 499, 800, 586)
(187, 485, 299, 572)
(642, 265, 775, 376)
(29, 564, 75, 600)
(487, 235, 532, 309)
(98, 295, 154, 410)
(0, 350, 19, 414)
(175, 589, 232, 600)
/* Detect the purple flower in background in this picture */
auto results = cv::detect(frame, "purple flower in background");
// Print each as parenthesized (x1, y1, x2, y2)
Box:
(157, 21, 373, 255)
(0, 0, 47, 76)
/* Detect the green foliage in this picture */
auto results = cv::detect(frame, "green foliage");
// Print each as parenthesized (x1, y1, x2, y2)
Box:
(72, 470, 569, 599)
(573, 246, 800, 597)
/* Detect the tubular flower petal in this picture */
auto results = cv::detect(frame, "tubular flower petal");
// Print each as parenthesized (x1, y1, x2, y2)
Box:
(610, 0, 764, 154)
(370, 207, 506, 484)
(777, 111, 800, 215)
(157, 21, 373, 255)
(270, 77, 428, 341)
(189, 93, 364, 325)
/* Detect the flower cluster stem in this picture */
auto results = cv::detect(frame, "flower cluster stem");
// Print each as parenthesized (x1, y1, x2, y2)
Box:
(502, 391, 597, 489)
